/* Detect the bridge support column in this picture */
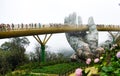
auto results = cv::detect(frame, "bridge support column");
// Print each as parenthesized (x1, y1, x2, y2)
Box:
(33, 34, 52, 62)
(41, 44, 45, 62)
(108, 31, 120, 45)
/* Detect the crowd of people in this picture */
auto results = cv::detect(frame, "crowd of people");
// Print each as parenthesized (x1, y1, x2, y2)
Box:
(0, 23, 42, 31)
(0, 24, 11, 31)
(0, 23, 71, 32)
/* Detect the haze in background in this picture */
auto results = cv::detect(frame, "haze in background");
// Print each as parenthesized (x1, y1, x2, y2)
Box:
(0, 0, 120, 53)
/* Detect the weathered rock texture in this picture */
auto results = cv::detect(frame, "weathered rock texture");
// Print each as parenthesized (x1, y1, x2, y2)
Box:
(64, 13, 98, 60)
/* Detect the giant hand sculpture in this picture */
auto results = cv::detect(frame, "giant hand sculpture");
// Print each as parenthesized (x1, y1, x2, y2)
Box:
(64, 13, 98, 61)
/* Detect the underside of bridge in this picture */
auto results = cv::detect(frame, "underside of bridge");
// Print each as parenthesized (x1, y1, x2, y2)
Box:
(33, 34, 52, 62)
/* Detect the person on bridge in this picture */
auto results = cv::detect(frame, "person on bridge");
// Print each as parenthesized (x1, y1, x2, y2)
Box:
(31, 23, 33, 28)
(39, 23, 41, 28)
(21, 23, 23, 29)
(18, 24, 20, 30)
(26, 24, 28, 29)
(7, 24, 11, 31)
(34, 23, 37, 28)
(12, 24, 14, 30)
(2, 24, 6, 31)
(0, 24, 2, 31)
(29, 24, 31, 29)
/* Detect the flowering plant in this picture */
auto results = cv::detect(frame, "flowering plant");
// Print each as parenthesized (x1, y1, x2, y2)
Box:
(74, 44, 120, 76)
(98, 44, 120, 76)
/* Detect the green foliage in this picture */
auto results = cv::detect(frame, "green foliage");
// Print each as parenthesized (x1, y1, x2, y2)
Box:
(82, 70, 90, 76)
(99, 60, 120, 76)
(31, 62, 85, 74)
(0, 37, 30, 75)
(102, 66, 114, 73)
(8, 61, 86, 76)
(6, 72, 45, 76)
(0, 50, 12, 75)
(15, 61, 86, 75)
(18, 60, 70, 70)
(17, 62, 41, 70)
(97, 45, 120, 76)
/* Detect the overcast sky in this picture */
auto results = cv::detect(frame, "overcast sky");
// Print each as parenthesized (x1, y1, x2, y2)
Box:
(0, 0, 120, 53)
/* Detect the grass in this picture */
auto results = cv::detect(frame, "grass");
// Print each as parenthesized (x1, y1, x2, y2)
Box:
(12, 61, 86, 76)
(31, 62, 86, 74)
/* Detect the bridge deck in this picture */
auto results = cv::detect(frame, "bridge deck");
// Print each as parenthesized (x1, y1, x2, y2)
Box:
(0, 24, 120, 39)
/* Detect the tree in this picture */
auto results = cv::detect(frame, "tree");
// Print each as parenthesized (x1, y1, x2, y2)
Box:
(1, 37, 30, 51)
(29, 52, 36, 62)
(0, 37, 30, 70)
(35, 44, 41, 62)
(32, 43, 49, 62)
(0, 50, 11, 75)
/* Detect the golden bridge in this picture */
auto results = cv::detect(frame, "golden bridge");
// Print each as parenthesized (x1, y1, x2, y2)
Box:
(0, 24, 120, 39)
